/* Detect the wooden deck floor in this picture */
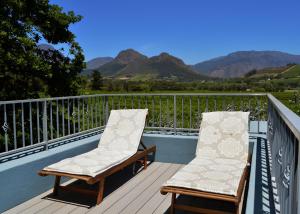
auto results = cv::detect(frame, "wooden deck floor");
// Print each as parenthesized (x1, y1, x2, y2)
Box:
(4, 162, 183, 214)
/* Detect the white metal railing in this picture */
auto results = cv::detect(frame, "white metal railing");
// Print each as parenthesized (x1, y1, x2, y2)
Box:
(0, 93, 267, 157)
(267, 94, 300, 214)
(1, 93, 300, 213)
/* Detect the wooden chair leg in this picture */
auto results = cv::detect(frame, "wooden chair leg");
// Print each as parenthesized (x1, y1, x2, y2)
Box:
(53, 176, 61, 196)
(144, 155, 148, 170)
(170, 193, 176, 214)
(96, 179, 105, 205)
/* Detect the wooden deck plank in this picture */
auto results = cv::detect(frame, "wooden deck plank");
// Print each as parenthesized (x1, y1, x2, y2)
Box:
(87, 162, 162, 214)
(3, 188, 53, 214)
(35, 201, 65, 214)
(20, 200, 56, 214)
(153, 193, 173, 214)
(69, 206, 89, 214)
(52, 204, 78, 214)
(136, 164, 182, 214)
(3, 179, 76, 214)
(124, 164, 182, 214)
(4, 162, 182, 214)
(102, 163, 172, 214)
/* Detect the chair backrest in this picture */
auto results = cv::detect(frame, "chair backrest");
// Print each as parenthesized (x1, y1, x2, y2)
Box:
(196, 111, 250, 162)
(98, 109, 148, 153)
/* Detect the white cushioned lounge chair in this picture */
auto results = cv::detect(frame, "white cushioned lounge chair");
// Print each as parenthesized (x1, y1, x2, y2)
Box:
(39, 109, 156, 205)
(161, 111, 250, 214)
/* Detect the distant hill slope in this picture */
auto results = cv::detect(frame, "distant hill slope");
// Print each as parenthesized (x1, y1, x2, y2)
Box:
(86, 57, 113, 70)
(245, 64, 300, 79)
(81, 57, 113, 76)
(192, 51, 300, 78)
(282, 64, 300, 78)
(96, 49, 209, 81)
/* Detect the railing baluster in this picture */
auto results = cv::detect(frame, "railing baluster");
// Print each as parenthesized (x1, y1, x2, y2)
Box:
(82, 99, 85, 130)
(167, 97, 170, 127)
(3, 104, 8, 151)
(257, 96, 261, 133)
(105, 96, 109, 124)
(145, 96, 148, 127)
(37, 101, 40, 143)
(91, 98, 94, 128)
(29, 102, 33, 145)
(21, 103, 25, 147)
(102, 97, 105, 124)
(99, 97, 102, 126)
(118, 96, 121, 109)
(131, 96, 134, 109)
(159, 96, 162, 128)
(86, 98, 89, 130)
(56, 100, 59, 138)
(173, 95, 177, 133)
(205, 96, 208, 112)
(95, 97, 98, 126)
(77, 98, 80, 132)
(67, 99, 70, 135)
(42, 101, 48, 149)
(197, 96, 200, 127)
(13, 103, 17, 149)
(181, 96, 184, 128)
(73, 99, 76, 133)
(50, 101, 53, 139)
(62, 100, 65, 136)
(190, 96, 192, 131)
(152, 96, 155, 127)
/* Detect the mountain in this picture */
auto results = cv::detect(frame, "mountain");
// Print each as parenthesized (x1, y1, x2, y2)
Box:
(192, 51, 300, 78)
(86, 57, 113, 70)
(96, 49, 208, 81)
(97, 49, 148, 77)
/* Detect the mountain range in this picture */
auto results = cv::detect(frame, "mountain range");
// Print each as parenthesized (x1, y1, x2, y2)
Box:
(83, 49, 209, 81)
(84, 49, 300, 79)
(192, 51, 300, 78)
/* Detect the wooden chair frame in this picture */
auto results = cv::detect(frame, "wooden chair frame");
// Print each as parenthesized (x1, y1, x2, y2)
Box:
(160, 165, 250, 214)
(39, 141, 156, 205)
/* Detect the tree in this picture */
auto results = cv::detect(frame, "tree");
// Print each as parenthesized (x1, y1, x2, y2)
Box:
(91, 70, 103, 90)
(0, 0, 85, 100)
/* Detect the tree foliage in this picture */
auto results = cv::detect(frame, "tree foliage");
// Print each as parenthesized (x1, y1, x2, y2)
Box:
(0, 0, 85, 100)
(91, 70, 103, 90)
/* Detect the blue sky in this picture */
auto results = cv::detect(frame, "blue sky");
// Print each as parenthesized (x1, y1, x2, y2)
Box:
(51, 0, 300, 64)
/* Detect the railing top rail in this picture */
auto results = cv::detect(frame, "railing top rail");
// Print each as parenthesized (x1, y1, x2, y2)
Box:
(0, 93, 267, 105)
(268, 94, 300, 140)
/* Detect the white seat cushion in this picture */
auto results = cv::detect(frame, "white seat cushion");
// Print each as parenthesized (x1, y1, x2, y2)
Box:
(196, 111, 249, 163)
(43, 109, 148, 177)
(163, 111, 250, 196)
(164, 157, 246, 196)
(44, 148, 134, 177)
(99, 109, 148, 153)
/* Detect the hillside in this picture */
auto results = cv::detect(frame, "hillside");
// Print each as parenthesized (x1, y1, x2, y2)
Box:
(192, 51, 300, 78)
(86, 57, 113, 70)
(96, 49, 208, 81)
(245, 64, 300, 79)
